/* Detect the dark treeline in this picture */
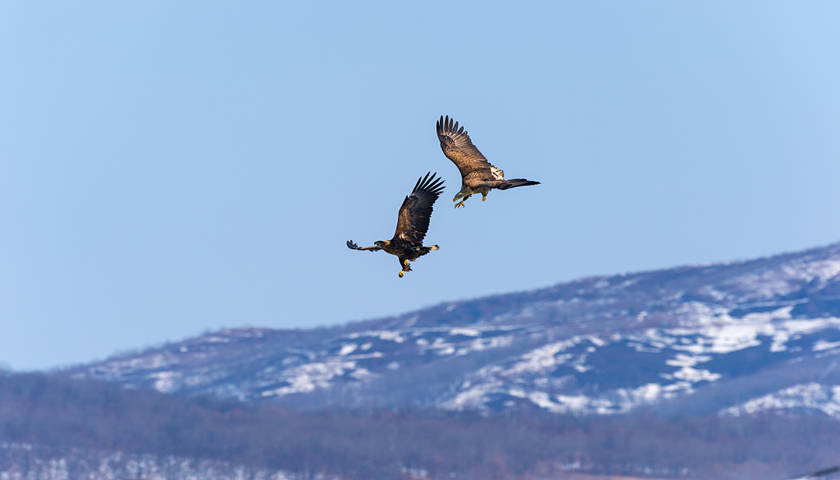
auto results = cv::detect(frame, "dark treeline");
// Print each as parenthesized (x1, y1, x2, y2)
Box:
(0, 372, 837, 479)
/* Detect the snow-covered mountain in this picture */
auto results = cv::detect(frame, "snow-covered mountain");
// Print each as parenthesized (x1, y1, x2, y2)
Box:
(68, 242, 840, 418)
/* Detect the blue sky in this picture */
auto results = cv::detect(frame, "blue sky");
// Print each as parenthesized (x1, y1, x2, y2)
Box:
(2, 1, 840, 370)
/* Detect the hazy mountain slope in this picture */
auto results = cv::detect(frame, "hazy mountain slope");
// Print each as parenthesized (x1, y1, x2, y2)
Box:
(68, 242, 840, 416)
(2, 373, 838, 480)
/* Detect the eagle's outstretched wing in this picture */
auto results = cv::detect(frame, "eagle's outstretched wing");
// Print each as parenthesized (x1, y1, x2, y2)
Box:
(393, 172, 444, 245)
(346, 240, 381, 251)
(436, 115, 497, 180)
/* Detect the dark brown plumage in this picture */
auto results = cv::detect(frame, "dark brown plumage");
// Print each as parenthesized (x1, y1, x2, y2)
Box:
(436, 115, 540, 208)
(346, 172, 444, 277)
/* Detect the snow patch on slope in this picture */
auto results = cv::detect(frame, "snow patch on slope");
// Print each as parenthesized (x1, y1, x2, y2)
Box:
(508, 337, 584, 374)
(814, 339, 840, 352)
(721, 383, 840, 418)
(730, 257, 840, 300)
(664, 305, 840, 355)
(260, 359, 371, 397)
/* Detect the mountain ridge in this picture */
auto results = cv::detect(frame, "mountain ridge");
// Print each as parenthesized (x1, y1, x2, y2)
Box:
(64, 240, 840, 358)
(67, 241, 840, 418)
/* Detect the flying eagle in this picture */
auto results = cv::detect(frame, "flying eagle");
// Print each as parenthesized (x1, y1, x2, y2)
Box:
(346, 172, 444, 278)
(436, 115, 540, 208)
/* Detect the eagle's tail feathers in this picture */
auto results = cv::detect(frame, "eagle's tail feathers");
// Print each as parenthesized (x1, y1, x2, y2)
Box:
(497, 178, 540, 190)
(416, 245, 439, 257)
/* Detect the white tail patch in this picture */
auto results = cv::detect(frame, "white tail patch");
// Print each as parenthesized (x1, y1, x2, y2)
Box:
(491, 166, 505, 180)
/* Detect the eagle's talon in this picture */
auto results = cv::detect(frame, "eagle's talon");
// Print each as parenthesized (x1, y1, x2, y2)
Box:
(454, 200, 466, 208)
(403, 259, 410, 266)
(398, 270, 405, 278)
(482, 196, 487, 202)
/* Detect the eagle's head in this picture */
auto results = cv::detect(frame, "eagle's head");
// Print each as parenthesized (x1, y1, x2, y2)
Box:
(374, 240, 389, 248)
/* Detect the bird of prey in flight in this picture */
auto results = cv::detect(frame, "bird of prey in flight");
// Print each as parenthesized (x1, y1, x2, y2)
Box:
(347, 172, 444, 277)
(436, 115, 540, 208)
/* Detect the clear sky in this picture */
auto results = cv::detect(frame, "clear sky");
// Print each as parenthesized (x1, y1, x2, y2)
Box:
(2, 1, 840, 370)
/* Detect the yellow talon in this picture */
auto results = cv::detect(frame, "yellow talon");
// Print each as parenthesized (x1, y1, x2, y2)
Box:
(403, 259, 410, 266)
(454, 200, 466, 208)
(398, 270, 405, 278)
(482, 196, 487, 202)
